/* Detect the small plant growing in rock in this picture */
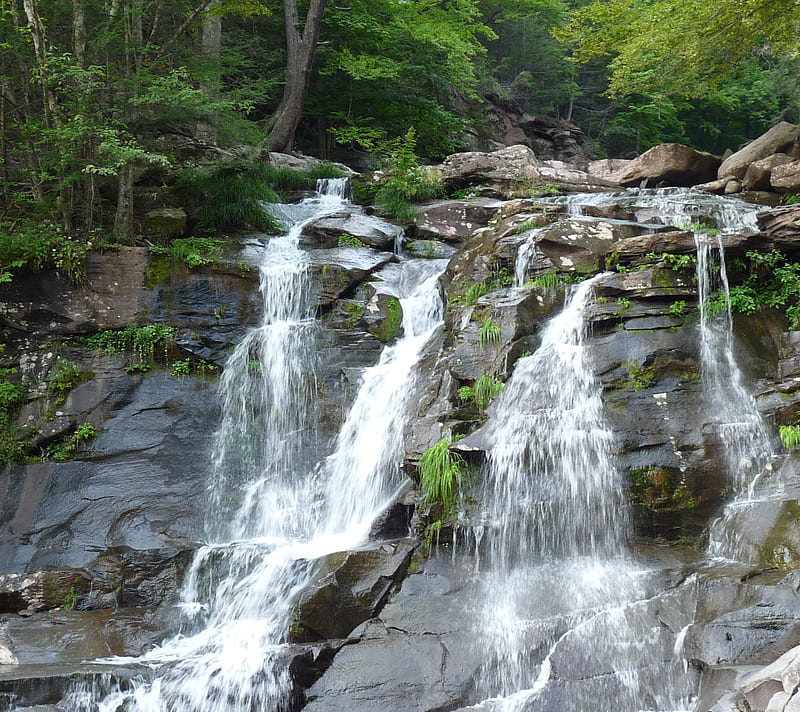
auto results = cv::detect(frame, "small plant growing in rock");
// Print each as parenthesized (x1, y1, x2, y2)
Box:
(780, 425, 800, 450)
(622, 359, 656, 391)
(338, 233, 365, 248)
(171, 359, 191, 377)
(478, 317, 501, 347)
(42, 422, 98, 461)
(473, 375, 503, 409)
(784, 194, 800, 205)
(526, 271, 565, 288)
(48, 359, 83, 401)
(668, 300, 687, 317)
(419, 437, 468, 515)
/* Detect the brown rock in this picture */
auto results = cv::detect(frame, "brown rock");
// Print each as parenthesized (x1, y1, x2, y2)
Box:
(719, 122, 800, 180)
(743, 154, 795, 191)
(771, 160, 800, 193)
(611, 143, 721, 188)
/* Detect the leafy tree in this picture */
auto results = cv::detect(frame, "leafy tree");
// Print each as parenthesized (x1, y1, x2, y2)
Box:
(560, 0, 800, 99)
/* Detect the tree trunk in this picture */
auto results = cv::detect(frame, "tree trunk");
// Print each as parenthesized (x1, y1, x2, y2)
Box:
(196, 0, 222, 145)
(114, 163, 135, 242)
(73, 0, 86, 66)
(21, 0, 58, 127)
(264, 0, 327, 153)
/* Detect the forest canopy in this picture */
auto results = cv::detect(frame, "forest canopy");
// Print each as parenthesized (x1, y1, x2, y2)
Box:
(0, 0, 798, 242)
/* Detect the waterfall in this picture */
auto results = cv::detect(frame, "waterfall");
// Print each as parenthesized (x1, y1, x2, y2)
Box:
(61, 180, 446, 712)
(694, 234, 776, 563)
(472, 276, 692, 712)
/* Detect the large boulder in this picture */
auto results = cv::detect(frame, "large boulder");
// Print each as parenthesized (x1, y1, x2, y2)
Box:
(743, 154, 795, 191)
(719, 122, 800, 181)
(438, 145, 541, 192)
(611, 143, 721, 188)
(587, 158, 631, 182)
(771, 160, 800, 193)
(302, 212, 403, 250)
(436, 145, 614, 196)
(413, 199, 503, 243)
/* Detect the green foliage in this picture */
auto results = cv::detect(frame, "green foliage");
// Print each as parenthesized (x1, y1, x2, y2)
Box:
(613, 297, 631, 316)
(562, 0, 800, 99)
(514, 220, 543, 234)
(0, 364, 26, 464)
(473, 375, 504, 410)
(478, 317, 502, 348)
(526, 271, 565, 288)
(171, 360, 191, 377)
(48, 359, 85, 403)
(373, 129, 445, 221)
(784, 194, 800, 206)
(780, 425, 800, 450)
(0, 222, 94, 285)
(419, 437, 468, 515)
(338, 233, 365, 248)
(150, 238, 226, 269)
(63, 586, 78, 611)
(621, 359, 656, 391)
(85, 324, 175, 368)
(645, 252, 698, 271)
(176, 162, 342, 234)
(705, 250, 800, 328)
(668, 300, 687, 317)
(451, 270, 514, 307)
(42, 423, 98, 462)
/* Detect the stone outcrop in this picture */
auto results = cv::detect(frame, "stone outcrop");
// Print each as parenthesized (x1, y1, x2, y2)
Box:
(434, 145, 616, 197)
(719, 122, 800, 181)
(743, 154, 795, 191)
(611, 143, 721, 188)
(413, 199, 503, 243)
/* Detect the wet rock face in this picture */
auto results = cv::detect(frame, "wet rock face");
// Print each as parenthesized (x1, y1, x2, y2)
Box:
(0, 372, 217, 574)
(292, 541, 416, 642)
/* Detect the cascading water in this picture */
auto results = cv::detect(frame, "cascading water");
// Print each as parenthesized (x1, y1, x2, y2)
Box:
(694, 234, 776, 563)
(60, 180, 447, 712)
(471, 276, 693, 712)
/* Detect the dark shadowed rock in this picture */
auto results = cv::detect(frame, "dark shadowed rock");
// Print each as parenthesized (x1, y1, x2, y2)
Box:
(303, 555, 480, 712)
(611, 143, 721, 188)
(291, 540, 415, 641)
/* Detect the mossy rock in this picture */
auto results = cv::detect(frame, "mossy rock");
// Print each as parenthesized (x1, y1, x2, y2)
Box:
(364, 294, 404, 343)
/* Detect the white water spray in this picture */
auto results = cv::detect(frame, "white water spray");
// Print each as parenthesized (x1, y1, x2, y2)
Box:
(61, 180, 446, 712)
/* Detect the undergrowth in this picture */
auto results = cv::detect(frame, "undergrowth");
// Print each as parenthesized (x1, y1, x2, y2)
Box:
(704, 250, 800, 327)
(175, 160, 342, 233)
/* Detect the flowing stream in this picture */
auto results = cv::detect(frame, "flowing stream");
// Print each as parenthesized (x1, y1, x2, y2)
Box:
(61, 180, 446, 712)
